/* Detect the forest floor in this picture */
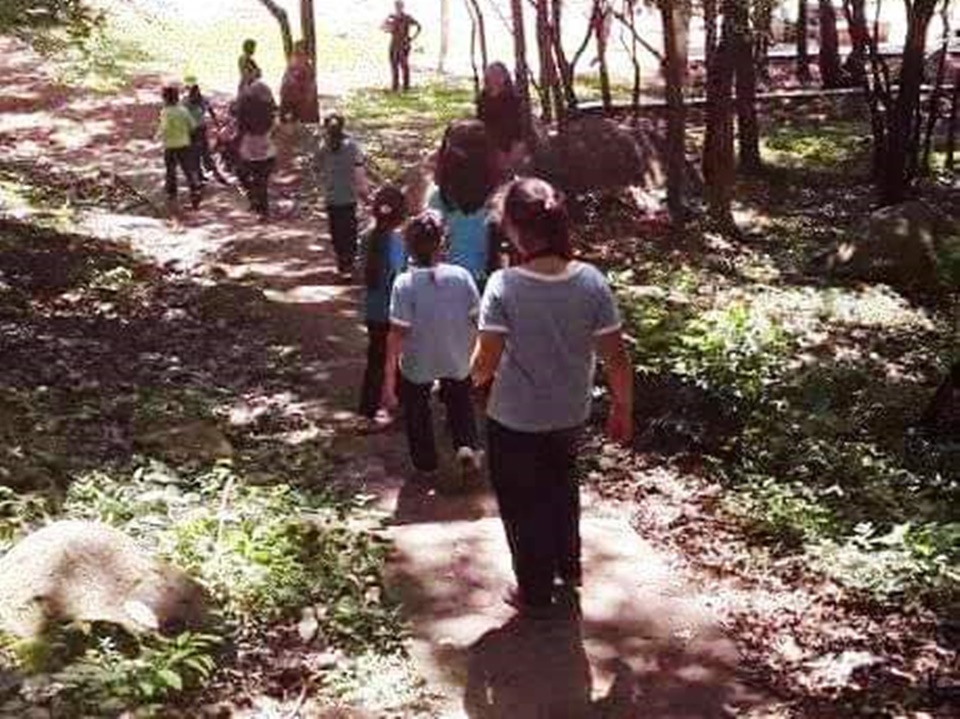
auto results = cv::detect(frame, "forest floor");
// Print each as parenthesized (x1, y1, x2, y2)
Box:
(0, 28, 958, 719)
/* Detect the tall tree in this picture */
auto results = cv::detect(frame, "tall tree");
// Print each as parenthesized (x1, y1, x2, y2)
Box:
(704, 0, 718, 67)
(703, 0, 737, 229)
(258, 0, 294, 59)
(440, 0, 451, 72)
(796, 0, 811, 83)
(818, 0, 845, 88)
(299, 0, 320, 123)
(842, 0, 869, 84)
(510, 0, 533, 138)
(594, 0, 614, 111)
(659, 0, 691, 221)
(733, 0, 762, 171)
(877, 0, 939, 202)
(535, 0, 563, 122)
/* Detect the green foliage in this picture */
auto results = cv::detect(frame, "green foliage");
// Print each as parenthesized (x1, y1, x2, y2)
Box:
(0, 0, 103, 48)
(722, 475, 838, 548)
(0, 486, 48, 554)
(762, 122, 871, 172)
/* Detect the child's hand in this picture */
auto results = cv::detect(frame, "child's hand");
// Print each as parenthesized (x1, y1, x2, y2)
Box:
(605, 403, 634, 447)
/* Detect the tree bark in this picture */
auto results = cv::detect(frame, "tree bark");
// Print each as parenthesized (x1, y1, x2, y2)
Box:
(595, 1, 613, 111)
(818, 0, 845, 88)
(466, 0, 489, 70)
(257, 0, 293, 59)
(551, 0, 579, 110)
(879, 0, 938, 204)
(299, 0, 319, 123)
(753, 0, 773, 83)
(660, 0, 690, 221)
(842, 0, 869, 85)
(510, 0, 533, 138)
(703, 1, 737, 229)
(732, 0, 761, 172)
(704, 0, 718, 68)
(440, 0, 450, 72)
(796, 0, 811, 83)
(535, 0, 558, 122)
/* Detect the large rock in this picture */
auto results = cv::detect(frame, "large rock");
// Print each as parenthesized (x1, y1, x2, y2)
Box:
(829, 200, 957, 290)
(0, 521, 207, 639)
(529, 117, 701, 197)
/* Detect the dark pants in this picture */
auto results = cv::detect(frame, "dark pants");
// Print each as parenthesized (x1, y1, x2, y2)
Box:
(163, 147, 201, 206)
(401, 376, 477, 472)
(488, 419, 582, 607)
(190, 126, 216, 180)
(359, 322, 389, 419)
(327, 204, 358, 273)
(390, 47, 411, 91)
(241, 158, 275, 217)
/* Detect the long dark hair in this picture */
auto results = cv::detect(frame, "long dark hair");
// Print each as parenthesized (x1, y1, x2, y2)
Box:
(481, 61, 516, 99)
(405, 211, 445, 283)
(491, 178, 573, 261)
(365, 185, 407, 290)
(435, 119, 495, 215)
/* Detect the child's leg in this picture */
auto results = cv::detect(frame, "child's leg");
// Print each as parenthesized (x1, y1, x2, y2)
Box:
(358, 323, 389, 418)
(163, 149, 178, 199)
(327, 205, 345, 271)
(546, 427, 583, 587)
(487, 420, 554, 607)
(342, 204, 359, 271)
(175, 148, 201, 209)
(400, 376, 437, 472)
(439, 377, 478, 450)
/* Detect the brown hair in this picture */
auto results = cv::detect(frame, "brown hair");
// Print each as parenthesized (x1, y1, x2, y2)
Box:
(491, 178, 573, 261)
(435, 119, 495, 215)
(365, 185, 407, 290)
(161, 84, 179, 106)
(404, 211, 445, 282)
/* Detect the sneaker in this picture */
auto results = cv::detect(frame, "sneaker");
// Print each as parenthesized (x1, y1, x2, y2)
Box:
(456, 447, 483, 487)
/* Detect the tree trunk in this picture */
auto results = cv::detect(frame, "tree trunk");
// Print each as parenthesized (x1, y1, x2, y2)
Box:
(660, 0, 690, 222)
(878, 0, 938, 204)
(703, 1, 737, 229)
(595, 1, 613, 111)
(796, 0, 811, 83)
(258, 0, 293, 59)
(466, 0, 481, 95)
(299, 0, 320, 123)
(947, 68, 960, 171)
(818, 0, 845, 88)
(921, 12, 951, 173)
(440, 0, 450, 72)
(733, 0, 762, 172)
(510, 0, 533, 138)
(842, 0, 869, 85)
(466, 0, 489, 70)
(753, 0, 773, 83)
(704, 0, 718, 68)
(623, 0, 642, 120)
(535, 0, 557, 122)
(551, 0, 579, 110)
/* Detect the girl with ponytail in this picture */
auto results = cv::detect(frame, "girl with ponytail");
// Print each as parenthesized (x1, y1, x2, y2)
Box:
(358, 185, 407, 422)
(383, 211, 483, 486)
(471, 178, 635, 616)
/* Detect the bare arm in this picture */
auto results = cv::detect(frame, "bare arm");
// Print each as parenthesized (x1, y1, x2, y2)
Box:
(596, 330, 634, 445)
(382, 324, 407, 408)
(471, 331, 506, 389)
(354, 164, 370, 202)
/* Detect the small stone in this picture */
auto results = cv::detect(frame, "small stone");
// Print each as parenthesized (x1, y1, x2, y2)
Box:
(297, 606, 320, 644)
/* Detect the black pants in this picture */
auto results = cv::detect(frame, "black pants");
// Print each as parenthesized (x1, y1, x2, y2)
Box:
(327, 204, 358, 273)
(488, 419, 582, 607)
(164, 147, 201, 205)
(190, 126, 216, 180)
(390, 47, 411, 91)
(359, 322, 389, 419)
(401, 376, 477, 472)
(241, 158, 275, 217)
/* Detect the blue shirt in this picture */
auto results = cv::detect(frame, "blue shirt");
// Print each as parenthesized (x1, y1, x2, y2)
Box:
(428, 190, 490, 284)
(390, 264, 480, 383)
(364, 229, 406, 323)
(479, 262, 622, 432)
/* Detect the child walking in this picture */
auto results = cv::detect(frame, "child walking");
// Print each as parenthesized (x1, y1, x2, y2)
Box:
(471, 178, 634, 616)
(317, 114, 369, 278)
(359, 185, 408, 422)
(383, 211, 483, 483)
(157, 84, 201, 214)
(182, 76, 223, 185)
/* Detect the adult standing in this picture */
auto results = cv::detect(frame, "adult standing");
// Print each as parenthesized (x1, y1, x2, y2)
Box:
(236, 79, 278, 220)
(382, 0, 421, 92)
(238, 39, 262, 93)
(471, 178, 634, 616)
(476, 62, 524, 178)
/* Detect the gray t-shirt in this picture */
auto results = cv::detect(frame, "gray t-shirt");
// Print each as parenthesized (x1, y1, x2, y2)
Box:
(317, 136, 363, 207)
(390, 264, 480, 384)
(479, 262, 622, 432)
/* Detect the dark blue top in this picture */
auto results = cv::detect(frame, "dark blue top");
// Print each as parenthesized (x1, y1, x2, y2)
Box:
(364, 229, 406, 323)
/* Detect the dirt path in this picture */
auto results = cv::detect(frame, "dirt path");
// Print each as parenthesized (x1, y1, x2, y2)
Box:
(0, 38, 770, 717)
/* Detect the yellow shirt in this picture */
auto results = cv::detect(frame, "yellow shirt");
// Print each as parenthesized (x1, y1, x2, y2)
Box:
(158, 105, 196, 150)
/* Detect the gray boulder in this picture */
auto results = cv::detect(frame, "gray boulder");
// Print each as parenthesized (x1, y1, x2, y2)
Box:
(0, 521, 207, 639)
